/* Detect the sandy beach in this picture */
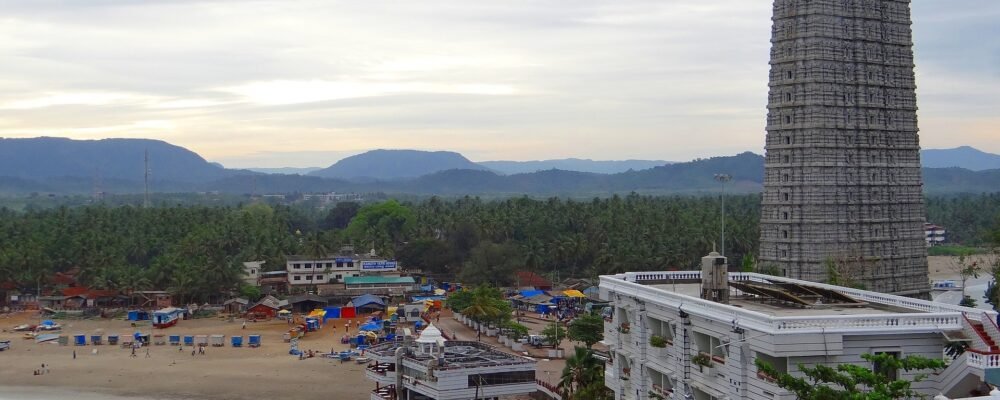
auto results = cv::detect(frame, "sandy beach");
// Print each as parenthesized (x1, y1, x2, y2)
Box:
(0, 312, 377, 400)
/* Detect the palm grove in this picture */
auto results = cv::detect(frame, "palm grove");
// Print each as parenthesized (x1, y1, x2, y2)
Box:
(0, 193, 997, 302)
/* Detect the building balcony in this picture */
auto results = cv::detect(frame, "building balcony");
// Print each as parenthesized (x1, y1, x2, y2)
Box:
(371, 385, 396, 400)
(366, 363, 396, 384)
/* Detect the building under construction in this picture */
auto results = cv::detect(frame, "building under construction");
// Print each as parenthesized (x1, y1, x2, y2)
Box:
(758, 0, 929, 296)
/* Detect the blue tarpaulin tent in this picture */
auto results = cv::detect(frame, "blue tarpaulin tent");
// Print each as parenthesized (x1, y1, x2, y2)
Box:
(411, 295, 445, 302)
(322, 307, 341, 322)
(420, 284, 434, 292)
(359, 321, 382, 332)
(350, 294, 386, 309)
(519, 289, 544, 298)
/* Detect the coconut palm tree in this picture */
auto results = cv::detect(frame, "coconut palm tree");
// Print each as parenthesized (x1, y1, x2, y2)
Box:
(559, 347, 608, 399)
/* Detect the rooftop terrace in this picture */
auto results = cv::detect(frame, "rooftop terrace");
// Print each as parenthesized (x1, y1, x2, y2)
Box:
(367, 340, 535, 370)
(601, 271, 993, 334)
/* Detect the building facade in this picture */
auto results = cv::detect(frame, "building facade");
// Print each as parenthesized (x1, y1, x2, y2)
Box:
(925, 223, 947, 246)
(758, 0, 929, 295)
(365, 324, 538, 400)
(599, 253, 996, 400)
(286, 255, 399, 286)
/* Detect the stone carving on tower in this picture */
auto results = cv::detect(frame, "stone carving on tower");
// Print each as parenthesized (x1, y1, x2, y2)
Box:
(759, 0, 929, 296)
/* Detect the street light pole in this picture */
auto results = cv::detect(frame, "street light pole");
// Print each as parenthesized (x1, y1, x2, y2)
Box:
(714, 174, 732, 257)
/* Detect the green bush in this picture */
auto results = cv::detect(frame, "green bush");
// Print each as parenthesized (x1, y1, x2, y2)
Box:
(649, 335, 668, 348)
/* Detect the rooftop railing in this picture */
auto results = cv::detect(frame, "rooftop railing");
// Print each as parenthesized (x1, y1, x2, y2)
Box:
(602, 271, 986, 334)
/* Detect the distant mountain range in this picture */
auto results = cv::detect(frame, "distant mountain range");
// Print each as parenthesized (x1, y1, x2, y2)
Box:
(0, 137, 998, 195)
(478, 159, 672, 175)
(247, 167, 321, 175)
(921, 146, 1000, 171)
(308, 149, 489, 180)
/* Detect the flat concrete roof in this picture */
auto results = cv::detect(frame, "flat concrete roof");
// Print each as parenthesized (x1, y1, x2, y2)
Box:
(649, 282, 919, 317)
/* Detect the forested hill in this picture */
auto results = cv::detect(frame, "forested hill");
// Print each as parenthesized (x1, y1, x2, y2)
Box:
(0, 137, 241, 183)
(1, 138, 999, 195)
(309, 149, 489, 180)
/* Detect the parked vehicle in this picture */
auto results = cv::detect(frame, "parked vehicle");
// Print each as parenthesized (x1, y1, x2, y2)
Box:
(0, 340, 11, 351)
(528, 334, 555, 348)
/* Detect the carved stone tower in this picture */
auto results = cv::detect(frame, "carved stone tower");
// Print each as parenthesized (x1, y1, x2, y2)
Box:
(759, 0, 929, 296)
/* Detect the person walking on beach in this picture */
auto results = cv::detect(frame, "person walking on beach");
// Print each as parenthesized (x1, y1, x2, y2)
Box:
(242, 320, 247, 330)
(131, 347, 137, 358)
(145, 347, 151, 358)
(72, 350, 76, 359)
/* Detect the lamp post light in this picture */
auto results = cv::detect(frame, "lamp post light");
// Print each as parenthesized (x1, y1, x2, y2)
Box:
(714, 174, 732, 257)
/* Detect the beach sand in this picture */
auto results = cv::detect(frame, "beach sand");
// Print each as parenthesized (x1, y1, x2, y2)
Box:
(0, 312, 378, 400)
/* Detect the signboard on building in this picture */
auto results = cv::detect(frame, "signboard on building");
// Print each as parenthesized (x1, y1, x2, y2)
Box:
(360, 260, 398, 271)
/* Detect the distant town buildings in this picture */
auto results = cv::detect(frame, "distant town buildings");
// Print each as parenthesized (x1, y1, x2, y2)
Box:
(758, 0, 930, 296)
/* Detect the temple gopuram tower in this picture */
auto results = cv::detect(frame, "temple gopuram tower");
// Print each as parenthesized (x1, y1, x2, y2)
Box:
(759, 0, 929, 296)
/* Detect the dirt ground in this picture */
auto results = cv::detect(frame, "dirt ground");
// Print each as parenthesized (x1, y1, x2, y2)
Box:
(0, 311, 380, 400)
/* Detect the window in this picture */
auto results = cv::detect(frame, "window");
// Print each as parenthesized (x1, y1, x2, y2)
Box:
(304, 263, 313, 269)
(782, 230, 789, 239)
(335, 274, 342, 279)
(293, 276, 301, 281)
(293, 263, 301, 269)
(785, 92, 792, 102)
(782, 212, 789, 220)
(781, 250, 788, 257)
(782, 174, 790, 182)
(316, 275, 323, 280)
(784, 136, 791, 145)
(782, 155, 790, 163)
(785, 115, 792, 124)
(787, 70, 793, 79)
(305, 275, 313, 280)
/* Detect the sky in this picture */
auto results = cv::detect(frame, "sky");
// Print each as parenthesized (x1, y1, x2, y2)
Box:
(0, 1, 997, 168)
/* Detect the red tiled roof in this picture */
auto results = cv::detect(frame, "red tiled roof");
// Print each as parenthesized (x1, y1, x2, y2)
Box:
(60, 287, 120, 299)
(514, 271, 551, 288)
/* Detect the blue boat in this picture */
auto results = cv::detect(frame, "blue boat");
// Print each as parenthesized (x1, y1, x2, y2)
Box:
(90, 334, 103, 345)
(73, 334, 86, 346)
(168, 335, 181, 345)
(183, 335, 194, 346)
(231, 336, 243, 347)
(248, 335, 261, 348)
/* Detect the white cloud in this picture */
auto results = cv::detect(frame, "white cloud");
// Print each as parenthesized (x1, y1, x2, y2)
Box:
(219, 79, 517, 106)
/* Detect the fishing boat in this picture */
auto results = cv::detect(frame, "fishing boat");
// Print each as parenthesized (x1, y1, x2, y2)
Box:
(34, 334, 59, 344)
(152, 307, 185, 329)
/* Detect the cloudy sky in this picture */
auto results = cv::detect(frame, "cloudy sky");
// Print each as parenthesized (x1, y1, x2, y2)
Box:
(0, 1, 997, 168)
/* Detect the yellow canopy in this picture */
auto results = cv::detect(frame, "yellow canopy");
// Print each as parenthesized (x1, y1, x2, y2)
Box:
(434, 289, 446, 295)
(308, 309, 326, 318)
(387, 306, 398, 316)
(563, 289, 586, 298)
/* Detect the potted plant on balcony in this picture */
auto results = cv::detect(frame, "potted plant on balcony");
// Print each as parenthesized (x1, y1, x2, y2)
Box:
(649, 335, 668, 348)
(621, 367, 631, 381)
(692, 353, 714, 375)
(617, 322, 630, 334)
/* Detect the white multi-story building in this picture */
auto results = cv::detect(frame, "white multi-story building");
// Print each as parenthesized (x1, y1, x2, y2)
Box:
(926, 223, 948, 247)
(286, 255, 399, 286)
(600, 252, 998, 400)
(365, 324, 537, 400)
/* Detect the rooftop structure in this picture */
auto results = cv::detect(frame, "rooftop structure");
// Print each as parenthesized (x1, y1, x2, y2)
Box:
(759, 0, 930, 296)
(364, 325, 537, 400)
(600, 258, 998, 400)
